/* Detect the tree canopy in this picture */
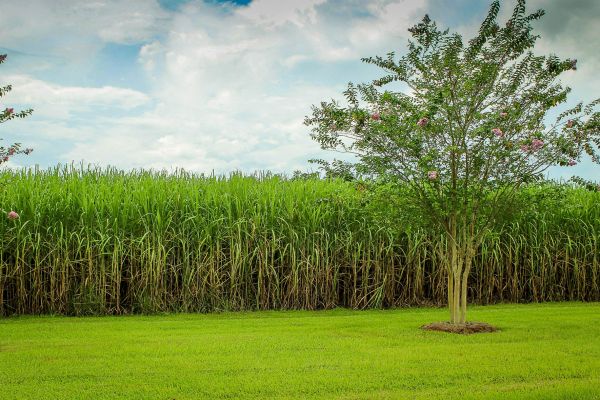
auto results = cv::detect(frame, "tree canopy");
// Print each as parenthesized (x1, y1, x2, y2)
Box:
(305, 0, 599, 324)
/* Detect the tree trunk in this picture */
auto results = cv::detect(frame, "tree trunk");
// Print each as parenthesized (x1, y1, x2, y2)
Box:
(452, 272, 461, 323)
(447, 273, 455, 323)
(459, 244, 474, 324)
(446, 235, 474, 325)
(448, 271, 466, 324)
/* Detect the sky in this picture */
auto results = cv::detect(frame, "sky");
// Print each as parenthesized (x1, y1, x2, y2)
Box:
(1, 0, 598, 179)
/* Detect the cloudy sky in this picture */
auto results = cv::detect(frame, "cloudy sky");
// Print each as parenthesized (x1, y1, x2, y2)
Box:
(1, 0, 598, 179)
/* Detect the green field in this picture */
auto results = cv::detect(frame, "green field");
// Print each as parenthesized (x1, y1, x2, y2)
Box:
(1, 302, 599, 399)
(2, 166, 599, 316)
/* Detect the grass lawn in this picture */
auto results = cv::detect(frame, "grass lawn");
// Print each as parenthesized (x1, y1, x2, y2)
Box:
(1, 303, 599, 399)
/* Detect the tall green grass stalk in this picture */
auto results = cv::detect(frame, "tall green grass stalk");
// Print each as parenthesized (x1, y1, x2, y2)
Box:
(1, 164, 598, 315)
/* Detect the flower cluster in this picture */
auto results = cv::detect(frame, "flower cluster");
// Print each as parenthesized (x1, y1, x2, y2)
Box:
(7, 211, 19, 220)
(492, 128, 504, 138)
(531, 139, 544, 150)
(417, 117, 428, 127)
(0, 146, 33, 164)
(371, 112, 381, 121)
(427, 170, 438, 180)
(520, 139, 544, 152)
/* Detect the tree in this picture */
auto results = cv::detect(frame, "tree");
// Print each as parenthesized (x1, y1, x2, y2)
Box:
(1, 54, 33, 220)
(1, 54, 33, 165)
(305, 0, 599, 325)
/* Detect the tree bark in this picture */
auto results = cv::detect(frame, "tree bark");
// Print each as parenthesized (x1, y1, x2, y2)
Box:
(459, 244, 474, 324)
(452, 272, 461, 324)
(447, 273, 455, 323)
(446, 229, 475, 324)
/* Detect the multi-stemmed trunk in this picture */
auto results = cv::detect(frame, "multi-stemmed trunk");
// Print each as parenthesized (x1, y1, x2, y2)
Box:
(447, 254, 473, 324)
(445, 216, 476, 324)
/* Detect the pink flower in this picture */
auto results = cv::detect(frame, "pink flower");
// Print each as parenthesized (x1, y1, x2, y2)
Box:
(566, 120, 574, 128)
(492, 128, 504, 137)
(4, 108, 13, 115)
(500, 112, 508, 118)
(427, 170, 438, 180)
(520, 144, 530, 152)
(567, 159, 577, 166)
(371, 112, 381, 121)
(531, 139, 544, 151)
(7, 211, 19, 220)
(417, 117, 429, 127)
(2, 156, 8, 162)
(8, 148, 15, 155)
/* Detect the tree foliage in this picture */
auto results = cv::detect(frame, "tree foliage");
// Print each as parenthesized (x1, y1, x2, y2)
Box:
(305, 0, 599, 324)
(0, 54, 34, 166)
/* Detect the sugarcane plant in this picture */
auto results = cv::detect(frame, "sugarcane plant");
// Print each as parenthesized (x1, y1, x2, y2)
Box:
(305, 0, 600, 326)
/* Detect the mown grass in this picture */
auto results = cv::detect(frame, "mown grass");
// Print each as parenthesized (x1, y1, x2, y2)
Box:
(1, 165, 599, 315)
(1, 302, 599, 399)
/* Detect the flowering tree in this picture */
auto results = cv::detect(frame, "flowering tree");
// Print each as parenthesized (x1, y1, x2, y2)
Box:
(1, 54, 33, 220)
(305, 0, 599, 325)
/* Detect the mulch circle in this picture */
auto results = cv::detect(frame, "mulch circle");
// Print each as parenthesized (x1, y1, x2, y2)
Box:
(421, 321, 498, 334)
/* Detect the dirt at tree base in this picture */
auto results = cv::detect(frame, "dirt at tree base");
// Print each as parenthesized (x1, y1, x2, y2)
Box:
(421, 321, 498, 334)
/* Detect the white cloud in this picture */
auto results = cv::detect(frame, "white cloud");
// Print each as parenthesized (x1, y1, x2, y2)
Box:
(0, 0, 169, 61)
(68, 0, 425, 173)
(58, 83, 337, 173)
(1, 75, 150, 119)
(3, 0, 597, 180)
(2, 0, 427, 173)
(234, 0, 327, 28)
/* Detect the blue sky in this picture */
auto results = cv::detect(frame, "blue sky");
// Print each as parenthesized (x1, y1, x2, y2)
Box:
(1, 0, 598, 179)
